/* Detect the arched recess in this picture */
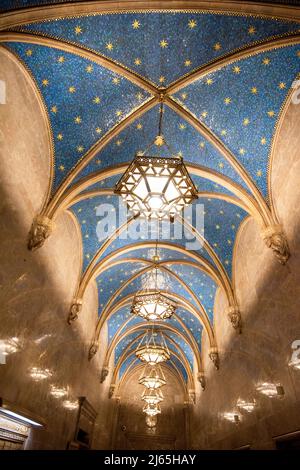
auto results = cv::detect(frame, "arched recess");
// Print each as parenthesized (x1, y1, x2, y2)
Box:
(103, 322, 202, 373)
(0, 45, 53, 211)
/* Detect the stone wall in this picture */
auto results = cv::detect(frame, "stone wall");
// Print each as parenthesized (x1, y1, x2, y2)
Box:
(189, 97, 300, 449)
(0, 47, 114, 450)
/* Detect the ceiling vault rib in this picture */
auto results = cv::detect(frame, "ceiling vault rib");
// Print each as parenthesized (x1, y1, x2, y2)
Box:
(166, 33, 300, 94)
(106, 312, 202, 371)
(91, 291, 216, 358)
(97, 263, 213, 337)
(0, 31, 158, 93)
(105, 323, 202, 373)
(112, 336, 194, 391)
(1, 1, 300, 30)
(165, 96, 274, 227)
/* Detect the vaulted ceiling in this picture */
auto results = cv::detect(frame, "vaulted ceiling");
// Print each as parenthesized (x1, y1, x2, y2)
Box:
(1, 2, 299, 394)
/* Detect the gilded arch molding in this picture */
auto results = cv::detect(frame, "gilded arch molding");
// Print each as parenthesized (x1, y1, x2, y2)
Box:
(116, 361, 188, 400)
(104, 322, 202, 373)
(111, 334, 195, 391)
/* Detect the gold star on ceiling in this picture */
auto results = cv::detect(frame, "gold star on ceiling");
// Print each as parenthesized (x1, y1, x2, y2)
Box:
(96, 159, 101, 165)
(93, 96, 101, 104)
(248, 26, 256, 34)
(188, 19, 197, 29)
(134, 58, 141, 66)
(233, 66, 241, 74)
(179, 123, 186, 130)
(112, 77, 120, 84)
(96, 127, 102, 134)
(59, 165, 65, 171)
(69, 86, 76, 93)
(159, 76, 166, 84)
(132, 19, 140, 29)
(136, 123, 143, 130)
(26, 49, 32, 56)
(57, 133, 63, 140)
(77, 145, 84, 152)
(201, 111, 208, 118)
(206, 78, 213, 85)
(116, 140, 123, 146)
(243, 118, 250, 126)
(51, 106, 57, 113)
(58, 56, 65, 63)
(267, 110, 275, 117)
(214, 43, 221, 51)
(257, 170, 262, 176)
(42, 79, 49, 86)
(279, 82, 286, 89)
(160, 39, 168, 48)
(218, 162, 224, 168)
(74, 116, 82, 124)
(261, 137, 267, 145)
(251, 87, 258, 94)
(106, 42, 114, 51)
(262, 57, 270, 65)
(199, 142, 205, 148)
(221, 129, 227, 136)
(116, 110, 122, 117)
(224, 97, 231, 105)
(75, 26, 82, 35)
(181, 92, 187, 100)
(86, 65, 93, 73)
(184, 59, 192, 67)
(239, 148, 246, 155)
(136, 92, 143, 100)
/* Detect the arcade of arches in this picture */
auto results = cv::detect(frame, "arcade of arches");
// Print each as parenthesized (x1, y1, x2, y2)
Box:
(0, 0, 300, 450)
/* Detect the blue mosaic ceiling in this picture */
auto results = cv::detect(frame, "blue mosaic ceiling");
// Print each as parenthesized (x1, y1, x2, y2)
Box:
(2, 8, 300, 383)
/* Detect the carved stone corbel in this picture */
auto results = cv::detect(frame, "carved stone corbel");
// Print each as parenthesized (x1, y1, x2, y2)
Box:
(209, 348, 219, 370)
(261, 224, 290, 265)
(100, 367, 109, 383)
(197, 372, 206, 391)
(68, 299, 82, 323)
(88, 341, 98, 361)
(226, 305, 242, 333)
(28, 215, 54, 251)
(188, 390, 196, 405)
(109, 384, 116, 399)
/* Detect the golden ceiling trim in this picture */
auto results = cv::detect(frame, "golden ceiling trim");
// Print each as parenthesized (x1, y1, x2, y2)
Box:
(1, 1, 300, 30)
(178, 215, 235, 303)
(98, 264, 213, 340)
(81, 250, 230, 307)
(166, 97, 274, 227)
(70, 187, 251, 214)
(167, 34, 300, 94)
(0, 31, 157, 93)
(0, 45, 54, 210)
(105, 310, 202, 370)
(112, 334, 194, 389)
(105, 322, 202, 373)
(117, 361, 188, 399)
(93, 291, 216, 348)
(50, 164, 260, 224)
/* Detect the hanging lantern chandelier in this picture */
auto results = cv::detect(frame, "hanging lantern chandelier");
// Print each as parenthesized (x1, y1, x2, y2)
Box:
(141, 387, 164, 406)
(143, 403, 161, 417)
(115, 103, 198, 220)
(135, 330, 170, 365)
(131, 226, 177, 321)
(138, 364, 166, 389)
(145, 415, 157, 428)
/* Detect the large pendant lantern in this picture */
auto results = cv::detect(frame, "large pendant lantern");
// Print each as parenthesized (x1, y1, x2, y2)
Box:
(135, 330, 170, 365)
(138, 364, 166, 389)
(115, 103, 198, 220)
